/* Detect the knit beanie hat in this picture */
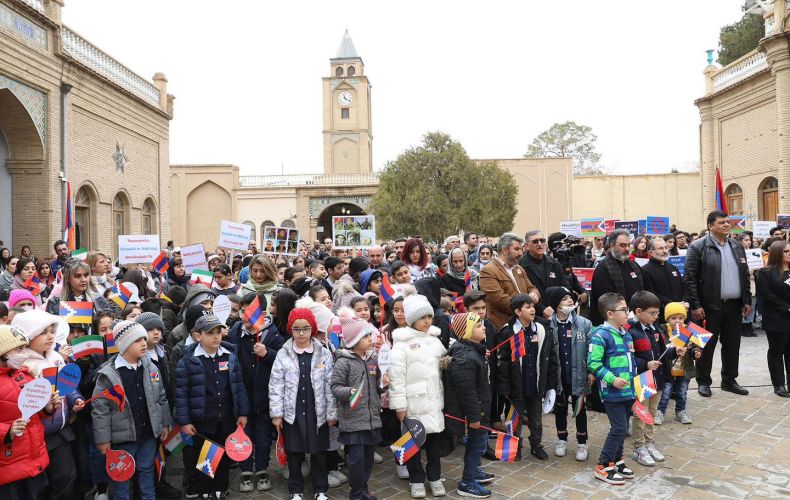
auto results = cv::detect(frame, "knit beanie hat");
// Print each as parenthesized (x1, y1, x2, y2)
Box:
(7, 289, 36, 308)
(337, 307, 371, 348)
(545, 286, 573, 312)
(403, 294, 434, 327)
(287, 308, 318, 337)
(162, 285, 187, 306)
(450, 312, 481, 341)
(113, 320, 148, 355)
(0, 325, 28, 357)
(136, 312, 166, 333)
(11, 309, 59, 340)
(664, 302, 687, 320)
(185, 305, 211, 332)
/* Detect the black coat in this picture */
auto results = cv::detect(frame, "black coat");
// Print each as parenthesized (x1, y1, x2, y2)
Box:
(642, 258, 684, 322)
(415, 277, 452, 347)
(589, 256, 644, 325)
(756, 267, 790, 332)
(683, 235, 751, 311)
(495, 317, 558, 404)
(628, 320, 672, 388)
(443, 340, 491, 434)
(519, 253, 569, 316)
(227, 321, 285, 415)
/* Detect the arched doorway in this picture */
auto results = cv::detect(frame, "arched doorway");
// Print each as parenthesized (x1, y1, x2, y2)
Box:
(725, 183, 743, 215)
(316, 203, 365, 242)
(75, 184, 98, 250)
(759, 177, 779, 222)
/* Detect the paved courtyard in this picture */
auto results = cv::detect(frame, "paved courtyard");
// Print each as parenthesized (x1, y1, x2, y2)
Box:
(170, 332, 790, 499)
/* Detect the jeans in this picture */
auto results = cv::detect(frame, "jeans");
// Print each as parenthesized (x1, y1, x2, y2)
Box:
(111, 437, 157, 500)
(658, 377, 688, 413)
(554, 384, 588, 444)
(241, 412, 273, 473)
(345, 444, 374, 500)
(462, 428, 488, 483)
(599, 401, 629, 465)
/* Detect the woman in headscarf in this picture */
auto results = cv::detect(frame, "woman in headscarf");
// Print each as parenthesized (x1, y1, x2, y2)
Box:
(165, 257, 190, 290)
(471, 243, 494, 272)
(439, 247, 479, 298)
(239, 254, 283, 306)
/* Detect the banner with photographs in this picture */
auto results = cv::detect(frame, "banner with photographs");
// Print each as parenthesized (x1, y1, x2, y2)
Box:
(332, 215, 376, 249)
(262, 226, 301, 255)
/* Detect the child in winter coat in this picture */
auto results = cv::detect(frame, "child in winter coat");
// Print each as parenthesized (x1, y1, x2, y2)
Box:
(389, 293, 447, 499)
(444, 312, 496, 498)
(331, 308, 386, 500)
(92, 320, 172, 500)
(0, 325, 59, 500)
(656, 302, 701, 426)
(269, 308, 337, 500)
(380, 295, 408, 478)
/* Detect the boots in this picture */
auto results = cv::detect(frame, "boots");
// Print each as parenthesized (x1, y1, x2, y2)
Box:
(741, 323, 757, 337)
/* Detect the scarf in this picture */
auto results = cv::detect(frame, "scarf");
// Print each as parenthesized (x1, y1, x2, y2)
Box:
(246, 276, 280, 294)
(446, 248, 478, 282)
(473, 244, 494, 269)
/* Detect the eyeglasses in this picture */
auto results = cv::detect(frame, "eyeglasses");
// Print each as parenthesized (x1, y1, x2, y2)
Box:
(646, 311, 660, 317)
(292, 327, 313, 334)
(529, 239, 547, 244)
(611, 307, 630, 314)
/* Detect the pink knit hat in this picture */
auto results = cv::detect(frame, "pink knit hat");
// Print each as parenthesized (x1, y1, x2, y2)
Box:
(337, 307, 371, 348)
(7, 289, 36, 308)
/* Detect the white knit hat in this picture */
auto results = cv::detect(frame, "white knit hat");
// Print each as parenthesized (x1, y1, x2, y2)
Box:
(297, 297, 337, 334)
(403, 294, 434, 327)
(113, 320, 148, 355)
(11, 309, 60, 341)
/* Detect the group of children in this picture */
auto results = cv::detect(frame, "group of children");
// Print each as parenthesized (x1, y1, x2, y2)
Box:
(0, 266, 702, 500)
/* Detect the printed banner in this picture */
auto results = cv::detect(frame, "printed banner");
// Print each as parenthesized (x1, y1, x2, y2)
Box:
(752, 220, 774, 239)
(668, 255, 686, 276)
(181, 243, 208, 275)
(638, 219, 647, 235)
(332, 215, 376, 249)
(614, 220, 639, 239)
(604, 219, 618, 236)
(778, 214, 790, 230)
(729, 215, 746, 234)
(218, 220, 252, 251)
(560, 220, 582, 238)
(118, 235, 161, 265)
(572, 267, 594, 291)
(645, 216, 669, 236)
(581, 218, 606, 237)
(262, 226, 301, 255)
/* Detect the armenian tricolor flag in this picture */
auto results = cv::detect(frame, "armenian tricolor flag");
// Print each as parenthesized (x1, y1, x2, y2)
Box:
(24, 273, 42, 296)
(104, 332, 118, 355)
(379, 273, 396, 308)
(633, 369, 657, 403)
(154, 443, 166, 480)
(196, 439, 225, 479)
(152, 252, 170, 274)
(71, 335, 104, 359)
(242, 296, 266, 333)
(390, 429, 419, 465)
(668, 323, 691, 348)
(686, 322, 713, 349)
(349, 377, 365, 410)
(494, 432, 519, 462)
(41, 366, 58, 393)
(190, 269, 213, 287)
(87, 384, 126, 412)
(464, 270, 472, 292)
(64, 181, 76, 251)
(59, 301, 93, 324)
(715, 167, 728, 213)
(110, 283, 132, 309)
(510, 329, 527, 362)
(505, 405, 519, 435)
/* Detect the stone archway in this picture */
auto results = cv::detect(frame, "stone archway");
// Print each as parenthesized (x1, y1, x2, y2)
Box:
(316, 202, 365, 242)
(187, 180, 232, 248)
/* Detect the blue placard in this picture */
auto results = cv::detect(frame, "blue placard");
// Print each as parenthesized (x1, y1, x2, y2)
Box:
(638, 219, 647, 235)
(56, 363, 82, 396)
(646, 216, 670, 236)
(668, 256, 686, 276)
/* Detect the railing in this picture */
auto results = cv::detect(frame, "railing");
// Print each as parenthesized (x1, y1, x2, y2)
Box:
(712, 50, 769, 92)
(60, 26, 161, 108)
(239, 172, 380, 187)
(20, 0, 43, 13)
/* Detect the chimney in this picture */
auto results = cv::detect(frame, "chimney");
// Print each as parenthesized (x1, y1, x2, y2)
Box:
(44, 0, 63, 25)
(152, 72, 168, 111)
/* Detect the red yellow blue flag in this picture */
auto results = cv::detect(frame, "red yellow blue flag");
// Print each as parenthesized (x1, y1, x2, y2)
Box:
(196, 438, 225, 478)
(633, 369, 657, 403)
(505, 405, 519, 435)
(686, 322, 713, 349)
(110, 283, 132, 309)
(390, 429, 419, 465)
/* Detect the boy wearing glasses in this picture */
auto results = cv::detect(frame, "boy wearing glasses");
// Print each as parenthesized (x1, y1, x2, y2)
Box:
(588, 293, 637, 485)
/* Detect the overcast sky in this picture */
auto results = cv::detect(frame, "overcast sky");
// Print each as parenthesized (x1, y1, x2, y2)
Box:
(63, 1, 746, 176)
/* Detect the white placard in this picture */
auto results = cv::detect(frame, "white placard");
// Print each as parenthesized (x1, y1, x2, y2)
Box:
(746, 249, 764, 271)
(218, 220, 252, 251)
(18, 378, 52, 422)
(181, 243, 208, 275)
(332, 215, 376, 249)
(377, 342, 391, 388)
(634, 258, 649, 267)
(213, 295, 231, 324)
(752, 220, 774, 239)
(560, 220, 582, 238)
(262, 226, 301, 256)
(118, 235, 161, 265)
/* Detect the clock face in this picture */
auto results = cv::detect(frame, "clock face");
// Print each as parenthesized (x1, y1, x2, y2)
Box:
(338, 91, 352, 106)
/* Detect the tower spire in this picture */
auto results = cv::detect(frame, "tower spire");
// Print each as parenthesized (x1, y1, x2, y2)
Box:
(335, 29, 359, 59)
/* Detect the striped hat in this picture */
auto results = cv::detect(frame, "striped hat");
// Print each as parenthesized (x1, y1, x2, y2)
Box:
(113, 320, 148, 355)
(450, 312, 481, 341)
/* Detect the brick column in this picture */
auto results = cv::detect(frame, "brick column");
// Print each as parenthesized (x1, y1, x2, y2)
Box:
(764, 35, 790, 212)
(698, 100, 716, 216)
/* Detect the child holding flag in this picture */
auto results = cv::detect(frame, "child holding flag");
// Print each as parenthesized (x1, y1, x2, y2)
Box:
(330, 308, 385, 500)
(443, 312, 496, 498)
(656, 303, 701, 426)
(92, 320, 172, 500)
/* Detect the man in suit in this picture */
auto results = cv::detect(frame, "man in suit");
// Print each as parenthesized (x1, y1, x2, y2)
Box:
(519, 230, 569, 319)
(589, 229, 645, 325)
(684, 211, 752, 397)
(642, 237, 684, 323)
(479, 233, 540, 330)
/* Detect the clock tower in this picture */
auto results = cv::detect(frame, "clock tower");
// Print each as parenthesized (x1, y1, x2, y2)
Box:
(323, 30, 373, 175)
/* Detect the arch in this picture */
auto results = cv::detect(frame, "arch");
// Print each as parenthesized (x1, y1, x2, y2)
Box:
(335, 66, 343, 77)
(186, 180, 232, 247)
(759, 176, 779, 221)
(112, 191, 132, 245)
(142, 197, 157, 235)
(75, 183, 99, 250)
(0, 88, 44, 163)
(347, 66, 356, 76)
(316, 202, 364, 242)
(725, 183, 743, 215)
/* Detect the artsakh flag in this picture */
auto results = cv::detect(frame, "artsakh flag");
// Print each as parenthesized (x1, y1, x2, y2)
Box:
(24, 273, 42, 296)
(686, 322, 713, 349)
(110, 283, 132, 309)
(633, 369, 657, 403)
(495, 432, 519, 462)
(243, 296, 266, 333)
(41, 366, 58, 393)
(572, 393, 586, 418)
(154, 443, 166, 480)
(59, 301, 93, 323)
(349, 376, 365, 410)
(715, 167, 728, 213)
(505, 405, 519, 435)
(390, 429, 419, 465)
(64, 181, 76, 251)
(196, 439, 225, 479)
(668, 323, 691, 348)
(510, 329, 527, 362)
(581, 218, 606, 237)
(190, 269, 213, 287)
(379, 272, 396, 308)
(71, 335, 104, 359)
(152, 252, 169, 274)
(104, 332, 118, 355)
(464, 270, 472, 292)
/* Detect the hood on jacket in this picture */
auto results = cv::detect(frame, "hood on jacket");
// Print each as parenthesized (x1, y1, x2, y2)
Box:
(358, 269, 382, 295)
(183, 284, 216, 309)
(414, 277, 442, 309)
(392, 324, 441, 343)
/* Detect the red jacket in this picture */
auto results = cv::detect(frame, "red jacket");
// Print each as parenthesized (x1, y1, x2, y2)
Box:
(0, 367, 49, 485)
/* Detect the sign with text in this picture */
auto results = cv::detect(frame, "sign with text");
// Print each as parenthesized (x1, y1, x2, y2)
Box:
(581, 218, 606, 237)
(645, 216, 669, 236)
(668, 255, 686, 276)
(181, 243, 208, 275)
(560, 220, 582, 238)
(218, 220, 252, 251)
(332, 215, 376, 249)
(746, 249, 764, 271)
(638, 219, 647, 235)
(729, 215, 746, 234)
(571, 267, 594, 291)
(604, 219, 618, 236)
(262, 226, 301, 256)
(777, 214, 790, 230)
(614, 220, 639, 239)
(118, 235, 161, 265)
(752, 220, 774, 239)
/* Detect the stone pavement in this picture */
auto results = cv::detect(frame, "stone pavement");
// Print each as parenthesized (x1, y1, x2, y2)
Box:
(169, 332, 790, 499)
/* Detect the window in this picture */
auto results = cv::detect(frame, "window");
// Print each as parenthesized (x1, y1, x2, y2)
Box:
(281, 219, 296, 228)
(335, 66, 343, 77)
(725, 184, 743, 215)
(341, 108, 350, 119)
(347, 66, 355, 76)
(142, 198, 156, 235)
(759, 177, 779, 221)
(112, 194, 127, 244)
(75, 187, 92, 250)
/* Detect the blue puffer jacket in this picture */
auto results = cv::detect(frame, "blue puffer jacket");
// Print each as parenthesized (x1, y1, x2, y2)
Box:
(174, 341, 250, 425)
(227, 319, 284, 415)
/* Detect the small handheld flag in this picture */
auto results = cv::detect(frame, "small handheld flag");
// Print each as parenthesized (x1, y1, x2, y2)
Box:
(196, 438, 225, 478)
(72, 248, 88, 261)
(70, 335, 104, 359)
(505, 405, 519, 435)
(59, 301, 93, 324)
(86, 384, 127, 412)
(242, 296, 266, 333)
(686, 322, 713, 348)
(633, 370, 657, 403)
(104, 332, 118, 355)
(390, 429, 419, 465)
(190, 269, 213, 287)
(464, 270, 472, 292)
(41, 366, 58, 394)
(494, 432, 519, 462)
(154, 443, 166, 480)
(110, 283, 132, 309)
(349, 377, 365, 410)
(510, 329, 526, 362)
(163, 425, 193, 455)
(24, 274, 42, 296)
(152, 252, 170, 274)
(379, 272, 396, 308)
(668, 324, 691, 348)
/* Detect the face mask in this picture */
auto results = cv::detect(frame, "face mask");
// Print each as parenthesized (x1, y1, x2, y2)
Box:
(559, 305, 576, 315)
(20, 305, 33, 312)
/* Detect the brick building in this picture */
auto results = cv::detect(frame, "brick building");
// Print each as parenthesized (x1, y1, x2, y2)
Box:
(0, 0, 172, 258)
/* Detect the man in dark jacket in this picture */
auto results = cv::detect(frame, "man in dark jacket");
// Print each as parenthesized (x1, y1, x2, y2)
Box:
(415, 277, 453, 348)
(589, 230, 644, 325)
(520, 230, 569, 320)
(683, 211, 751, 397)
(642, 237, 684, 323)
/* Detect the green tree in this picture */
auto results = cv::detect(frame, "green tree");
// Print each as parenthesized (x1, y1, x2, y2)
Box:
(717, 4, 764, 66)
(524, 121, 603, 176)
(370, 132, 517, 241)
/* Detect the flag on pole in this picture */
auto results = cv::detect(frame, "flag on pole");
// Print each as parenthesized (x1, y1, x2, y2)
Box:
(163, 426, 192, 455)
(668, 323, 691, 348)
(64, 181, 76, 251)
(633, 370, 658, 403)
(190, 269, 213, 287)
(71, 335, 104, 359)
(59, 301, 94, 324)
(154, 443, 166, 480)
(242, 296, 266, 333)
(686, 322, 713, 348)
(494, 433, 519, 462)
(196, 439, 225, 478)
(379, 273, 396, 308)
(110, 283, 132, 309)
(464, 270, 472, 292)
(72, 248, 88, 261)
(510, 329, 526, 362)
(152, 252, 170, 274)
(715, 168, 728, 213)
(390, 429, 419, 465)
(349, 377, 365, 410)
(505, 405, 519, 434)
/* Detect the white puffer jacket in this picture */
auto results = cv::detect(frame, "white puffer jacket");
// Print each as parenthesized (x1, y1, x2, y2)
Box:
(388, 325, 447, 434)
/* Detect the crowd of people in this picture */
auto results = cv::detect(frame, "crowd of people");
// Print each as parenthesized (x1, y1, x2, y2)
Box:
(0, 209, 787, 500)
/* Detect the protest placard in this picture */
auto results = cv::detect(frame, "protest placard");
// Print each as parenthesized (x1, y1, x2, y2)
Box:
(746, 249, 764, 271)
(560, 220, 582, 238)
(118, 235, 161, 265)
(614, 220, 639, 239)
(332, 215, 376, 249)
(752, 220, 774, 239)
(218, 220, 252, 251)
(645, 216, 669, 236)
(572, 268, 594, 290)
(262, 226, 301, 255)
(181, 243, 208, 275)
(668, 255, 686, 276)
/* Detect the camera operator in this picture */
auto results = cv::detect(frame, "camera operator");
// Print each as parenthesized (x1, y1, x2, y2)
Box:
(519, 229, 570, 319)
(548, 233, 589, 310)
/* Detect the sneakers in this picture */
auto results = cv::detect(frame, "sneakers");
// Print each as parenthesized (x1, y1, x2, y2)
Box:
(632, 446, 655, 467)
(457, 481, 491, 498)
(314, 493, 329, 500)
(256, 472, 271, 491)
(594, 463, 625, 485)
(327, 472, 341, 488)
(410, 483, 426, 498)
(676, 410, 692, 424)
(239, 473, 254, 492)
(428, 480, 446, 497)
(397, 464, 409, 479)
(615, 458, 634, 479)
(373, 451, 384, 464)
(530, 446, 548, 460)
(575, 443, 589, 462)
(472, 469, 495, 484)
(328, 470, 348, 486)
(654, 410, 664, 425)
(185, 488, 199, 499)
(646, 442, 665, 462)
(289, 495, 303, 500)
(555, 440, 568, 457)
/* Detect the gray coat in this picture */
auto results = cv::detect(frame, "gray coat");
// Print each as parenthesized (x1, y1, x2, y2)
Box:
(330, 349, 382, 433)
(92, 355, 172, 445)
(269, 338, 337, 428)
(549, 312, 593, 397)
